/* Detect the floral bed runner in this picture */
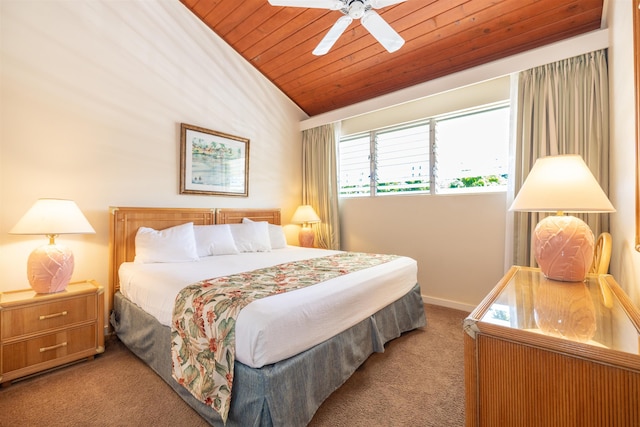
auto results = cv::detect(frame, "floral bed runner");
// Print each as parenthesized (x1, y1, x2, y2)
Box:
(170, 252, 399, 423)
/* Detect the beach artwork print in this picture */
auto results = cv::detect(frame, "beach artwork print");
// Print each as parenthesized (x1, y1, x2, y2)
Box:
(180, 123, 249, 197)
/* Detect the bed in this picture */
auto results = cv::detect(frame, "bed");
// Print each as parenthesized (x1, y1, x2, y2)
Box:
(108, 206, 426, 427)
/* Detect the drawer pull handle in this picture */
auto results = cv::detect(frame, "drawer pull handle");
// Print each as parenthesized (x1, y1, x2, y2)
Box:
(39, 311, 68, 320)
(39, 342, 67, 353)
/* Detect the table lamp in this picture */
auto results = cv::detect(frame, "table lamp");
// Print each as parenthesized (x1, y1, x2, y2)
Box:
(510, 155, 615, 282)
(291, 205, 321, 247)
(9, 199, 95, 293)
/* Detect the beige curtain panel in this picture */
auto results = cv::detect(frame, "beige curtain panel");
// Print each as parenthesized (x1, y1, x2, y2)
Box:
(301, 123, 341, 250)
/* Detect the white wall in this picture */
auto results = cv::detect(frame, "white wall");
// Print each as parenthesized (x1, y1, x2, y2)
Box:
(341, 193, 507, 309)
(0, 1, 307, 302)
(608, 0, 640, 308)
(341, 76, 511, 135)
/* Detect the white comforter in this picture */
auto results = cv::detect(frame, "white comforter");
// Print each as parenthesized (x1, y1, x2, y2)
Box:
(119, 246, 418, 368)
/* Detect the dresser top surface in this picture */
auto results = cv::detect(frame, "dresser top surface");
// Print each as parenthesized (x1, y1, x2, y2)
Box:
(466, 266, 640, 357)
(0, 280, 102, 307)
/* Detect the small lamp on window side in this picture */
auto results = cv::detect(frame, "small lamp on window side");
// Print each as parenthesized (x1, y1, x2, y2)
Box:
(291, 205, 321, 248)
(9, 199, 95, 293)
(510, 155, 615, 282)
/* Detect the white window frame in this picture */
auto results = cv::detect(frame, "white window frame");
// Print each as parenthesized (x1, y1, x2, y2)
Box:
(338, 102, 509, 198)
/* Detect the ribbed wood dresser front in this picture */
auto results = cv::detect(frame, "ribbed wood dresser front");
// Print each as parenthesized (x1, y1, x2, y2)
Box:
(464, 266, 640, 426)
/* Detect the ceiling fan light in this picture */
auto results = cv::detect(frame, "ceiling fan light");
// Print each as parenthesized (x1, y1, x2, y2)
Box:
(348, 1, 366, 19)
(361, 10, 405, 53)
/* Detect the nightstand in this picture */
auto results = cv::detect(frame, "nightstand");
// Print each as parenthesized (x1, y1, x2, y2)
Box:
(464, 266, 640, 426)
(0, 280, 105, 386)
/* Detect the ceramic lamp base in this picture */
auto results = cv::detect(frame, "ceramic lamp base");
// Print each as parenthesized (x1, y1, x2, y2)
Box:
(298, 227, 315, 248)
(26, 244, 74, 293)
(533, 215, 594, 282)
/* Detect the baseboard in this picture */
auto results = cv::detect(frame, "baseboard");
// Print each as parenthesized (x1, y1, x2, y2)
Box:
(422, 295, 475, 313)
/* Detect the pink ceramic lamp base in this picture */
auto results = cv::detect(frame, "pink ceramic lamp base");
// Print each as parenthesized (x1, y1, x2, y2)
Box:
(533, 215, 594, 282)
(26, 244, 74, 293)
(298, 227, 315, 248)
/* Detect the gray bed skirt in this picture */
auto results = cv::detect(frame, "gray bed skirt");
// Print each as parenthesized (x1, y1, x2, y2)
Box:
(110, 283, 426, 426)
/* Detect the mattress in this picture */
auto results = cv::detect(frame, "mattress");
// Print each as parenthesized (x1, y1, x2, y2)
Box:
(118, 246, 418, 368)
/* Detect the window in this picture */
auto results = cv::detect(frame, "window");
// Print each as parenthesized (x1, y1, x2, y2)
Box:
(376, 123, 430, 194)
(435, 106, 510, 193)
(338, 104, 509, 197)
(338, 134, 371, 197)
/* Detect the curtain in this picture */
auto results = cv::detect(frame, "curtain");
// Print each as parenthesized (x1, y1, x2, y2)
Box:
(301, 123, 341, 249)
(509, 49, 610, 268)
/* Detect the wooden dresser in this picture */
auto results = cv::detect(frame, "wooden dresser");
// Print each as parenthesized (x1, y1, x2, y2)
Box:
(464, 266, 640, 427)
(0, 280, 105, 386)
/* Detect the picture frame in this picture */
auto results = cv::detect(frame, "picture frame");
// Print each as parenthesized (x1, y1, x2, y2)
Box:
(180, 123, 249, 197)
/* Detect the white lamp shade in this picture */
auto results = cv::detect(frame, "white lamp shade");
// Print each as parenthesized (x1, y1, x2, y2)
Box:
(291, 205, 321, 224)
(10, 199, 95, 235)
(509, 155, 615, 213)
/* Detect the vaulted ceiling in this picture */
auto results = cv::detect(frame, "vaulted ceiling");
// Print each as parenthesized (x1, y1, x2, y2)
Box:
(180, 0, 605, 117)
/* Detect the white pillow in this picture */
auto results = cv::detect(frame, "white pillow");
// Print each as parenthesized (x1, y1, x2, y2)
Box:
(193, 224, 239, 256)
(134, 222, 199, 263)
(229, 222, 272, 252)
(242, 218, 287, 249)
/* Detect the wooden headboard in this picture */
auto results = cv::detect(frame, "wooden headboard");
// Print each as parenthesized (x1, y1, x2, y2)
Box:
(216, 208, 281, 225)
(108, 206, 281, 315)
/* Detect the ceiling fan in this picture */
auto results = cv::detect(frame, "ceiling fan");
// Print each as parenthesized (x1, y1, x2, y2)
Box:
(268, 0, 406, 56)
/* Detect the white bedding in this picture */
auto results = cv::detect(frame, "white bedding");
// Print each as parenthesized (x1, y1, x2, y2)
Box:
(119, 246, 418, 368)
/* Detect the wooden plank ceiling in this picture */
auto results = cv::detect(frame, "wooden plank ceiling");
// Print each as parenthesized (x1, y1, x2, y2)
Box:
(180, 0, 604, 117)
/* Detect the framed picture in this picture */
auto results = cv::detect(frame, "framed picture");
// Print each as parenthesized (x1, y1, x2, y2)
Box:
(180, 123, 249, 197)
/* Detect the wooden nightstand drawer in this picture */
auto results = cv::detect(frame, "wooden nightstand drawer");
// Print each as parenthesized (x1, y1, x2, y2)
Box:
(0, 280, 105, 386)
(2, 324, 97, 373)
(1, 295, 97, 340)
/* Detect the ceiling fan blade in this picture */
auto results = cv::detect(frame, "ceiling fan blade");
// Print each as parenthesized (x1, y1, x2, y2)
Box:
(268, 0, 343, 10)
(312, 15, 353, 56)
(361, 10, 405, 53)
(369, 0, 406, 9)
